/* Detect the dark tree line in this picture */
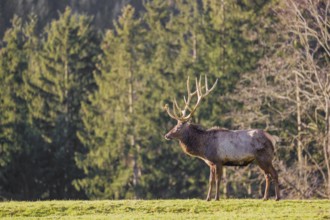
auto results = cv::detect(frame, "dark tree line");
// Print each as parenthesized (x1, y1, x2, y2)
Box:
(0, 0, 145, 40)
(0, 0, 329, 200)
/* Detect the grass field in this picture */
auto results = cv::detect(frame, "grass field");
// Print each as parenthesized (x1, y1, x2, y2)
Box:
(0, 199, 329, 219)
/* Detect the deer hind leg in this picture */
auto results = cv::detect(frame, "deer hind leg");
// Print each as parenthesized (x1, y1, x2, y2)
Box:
(206, 165, 215, 201)
(214, 164, 223, 200)
(263, 173, 271, 200)
(269, 164, 280, 201)
(256, 156, 280, 201)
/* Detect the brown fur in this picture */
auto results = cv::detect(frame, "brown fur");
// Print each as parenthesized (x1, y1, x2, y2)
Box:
(165, 121, 280, 201)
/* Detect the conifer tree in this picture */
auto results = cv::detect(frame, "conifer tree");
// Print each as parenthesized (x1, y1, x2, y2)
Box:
(27, 7, 100, 199)
(76, 5, 147, 199)
(0, 16, 25, 170)
(0, 16, 41, 199)
(76, 3, 199, 199)
(140, 0, 211, 198)
(0, 0, 279, 200)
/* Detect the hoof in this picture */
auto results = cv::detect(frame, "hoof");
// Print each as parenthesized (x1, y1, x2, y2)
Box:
(206, 197, 211, 201)
(275, 197, 280, 201)
(263, 197, 269, 201)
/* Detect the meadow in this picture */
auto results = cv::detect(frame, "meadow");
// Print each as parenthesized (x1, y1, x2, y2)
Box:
(0, 199, 329, 219)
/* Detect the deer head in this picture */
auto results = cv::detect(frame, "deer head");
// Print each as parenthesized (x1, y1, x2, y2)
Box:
(164, 75, 218, 140)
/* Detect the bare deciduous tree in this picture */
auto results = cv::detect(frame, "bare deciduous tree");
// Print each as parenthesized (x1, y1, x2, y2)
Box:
(233, 0, 330, 199)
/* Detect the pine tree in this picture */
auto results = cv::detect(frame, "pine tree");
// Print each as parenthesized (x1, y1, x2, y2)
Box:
(0, 14, 50, 200)
(0, 16, 35, 199)
(27, 7, 100, 199)
(76, 3, 201, 199)
(139, 0, 211, 199)
(76, 5, 147, 199)
(0, 16, 24, 170)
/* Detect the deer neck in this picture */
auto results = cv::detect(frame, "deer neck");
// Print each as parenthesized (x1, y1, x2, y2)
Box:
(179, 126, 206, 157)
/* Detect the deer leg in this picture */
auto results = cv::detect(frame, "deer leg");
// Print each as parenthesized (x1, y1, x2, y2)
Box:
(214, 164, 223, 201)
(206, 165, 215, 201)
(257, 156, 280, 201)
(263, 173, 271, 200)
(269, 165, 280, 201)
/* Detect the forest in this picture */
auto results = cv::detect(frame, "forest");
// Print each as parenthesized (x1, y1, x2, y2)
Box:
(0, 0, 329, 200)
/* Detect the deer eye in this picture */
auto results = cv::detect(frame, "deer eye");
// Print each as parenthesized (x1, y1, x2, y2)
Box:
(175, 125, 183, 132)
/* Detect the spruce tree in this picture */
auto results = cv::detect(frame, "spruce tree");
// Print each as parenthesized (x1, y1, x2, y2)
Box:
(76, 4, 188, 199)
(0, 16, 24, 170)
(140, 0, 211, 198)
(27, 7, 100, 199)
(0, 14, 50, 200)
(76, 5, 145, 199)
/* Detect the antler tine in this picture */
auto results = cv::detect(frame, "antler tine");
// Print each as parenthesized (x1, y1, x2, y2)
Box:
(182, 76, 197, 117)
(181, 75, 218, 121)
(164, 75, 218, 121)
(195, 77, 199, 97)
(173, 98, 182, 117)
(163, 104, 180, 120)
(204, 77, 218, 96)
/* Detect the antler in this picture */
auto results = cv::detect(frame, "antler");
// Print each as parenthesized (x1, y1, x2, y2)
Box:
(164, 75, 218, 121)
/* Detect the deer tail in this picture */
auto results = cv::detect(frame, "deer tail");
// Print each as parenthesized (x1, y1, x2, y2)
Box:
(263, 131, 279, 154)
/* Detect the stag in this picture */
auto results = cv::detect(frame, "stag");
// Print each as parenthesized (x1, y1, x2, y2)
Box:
(164, 76, 280, 201)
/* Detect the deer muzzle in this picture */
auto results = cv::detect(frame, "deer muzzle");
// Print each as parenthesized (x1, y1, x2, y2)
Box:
(164, 134, 172, 140)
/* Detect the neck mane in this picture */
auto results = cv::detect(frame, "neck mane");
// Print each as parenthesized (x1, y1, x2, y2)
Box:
(179, 123, 207, 157)
(189, 123, 207, 132)
(178, 123, 229, 157)
(189, 123, 229, 132)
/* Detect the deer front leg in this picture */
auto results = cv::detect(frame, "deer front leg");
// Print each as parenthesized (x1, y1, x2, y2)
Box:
(214, 164, 223, 200)
(206, 165, 215, 201)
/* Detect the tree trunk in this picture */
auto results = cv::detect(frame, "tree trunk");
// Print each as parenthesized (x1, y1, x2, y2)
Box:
(295, 71, 306, 195)
(128, 69, 141, 198)
(325, 98, 330, 198)
(192, 32, 197, 61)
(63, 57, 69, 199)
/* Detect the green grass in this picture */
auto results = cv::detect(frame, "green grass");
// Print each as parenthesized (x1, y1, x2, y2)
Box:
(0, 199, 329, 219)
